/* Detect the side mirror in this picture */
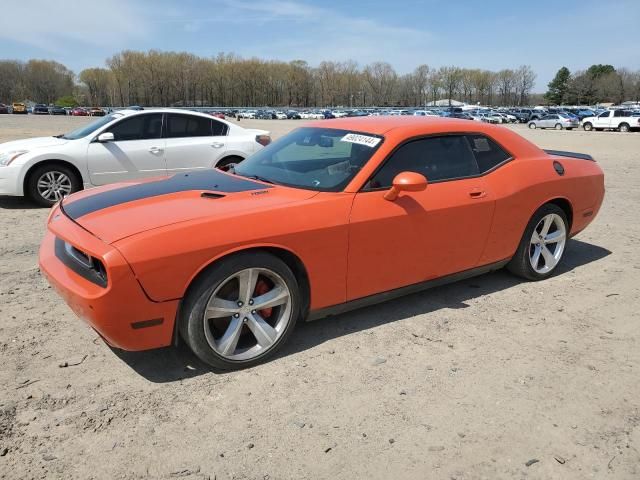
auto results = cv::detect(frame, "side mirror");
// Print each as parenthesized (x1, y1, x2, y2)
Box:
(96, 132, 114, 142)
(384, 172, 428, 201)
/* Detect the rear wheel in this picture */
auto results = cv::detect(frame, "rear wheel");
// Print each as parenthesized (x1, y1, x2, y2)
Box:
(507, 204, 568, 281)
(179, 252, 301, 370)
(528, 122, 536, 129)
(26, 163, 82, 207)
(583, 122, 593, 131)
(216, 155, 243, 171)
(619, 123, 630, 133)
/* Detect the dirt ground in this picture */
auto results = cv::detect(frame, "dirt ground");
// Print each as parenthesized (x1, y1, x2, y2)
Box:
(1, 115, 639, 480)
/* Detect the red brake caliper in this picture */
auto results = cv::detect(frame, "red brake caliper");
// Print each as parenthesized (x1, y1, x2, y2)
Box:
(253, 280, 273, 318)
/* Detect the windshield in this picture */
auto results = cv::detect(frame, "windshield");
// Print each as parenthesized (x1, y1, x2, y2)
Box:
(234, 127, 384, 191)
(61, 113, 123, 140)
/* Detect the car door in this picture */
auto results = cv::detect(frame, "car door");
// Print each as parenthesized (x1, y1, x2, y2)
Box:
(86, 113, 166, 185)
(346, 134, 496, 301)
(163, 113, 229, 174)
(594, 111, 611, 128)
(545, 115, 558, 128)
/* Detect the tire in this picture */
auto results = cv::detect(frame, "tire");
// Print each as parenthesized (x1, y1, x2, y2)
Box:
(583, 122, 593, 131)
(619, 123, 630, 133)
(216, 155, 243, 171)
(555, 123, 563, 130)
(528, 122, 536, 129)
(26, 163, 82, 207)
(507, 204, 569, 281)
(566, 128, 573, 130)
(179, 251, 301, 370)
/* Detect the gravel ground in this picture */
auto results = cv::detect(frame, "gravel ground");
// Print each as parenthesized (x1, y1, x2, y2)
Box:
(0, 115, 639, 480)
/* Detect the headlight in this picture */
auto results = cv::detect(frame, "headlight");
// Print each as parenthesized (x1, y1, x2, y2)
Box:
(0, 150, 29, 166)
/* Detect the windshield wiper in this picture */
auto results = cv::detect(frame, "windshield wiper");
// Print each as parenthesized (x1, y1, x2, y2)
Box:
(53, 134, 65, 139)
(239, 174, 275, 185)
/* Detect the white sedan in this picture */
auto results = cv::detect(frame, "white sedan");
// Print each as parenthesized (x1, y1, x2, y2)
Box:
(0, 109, 270, 206)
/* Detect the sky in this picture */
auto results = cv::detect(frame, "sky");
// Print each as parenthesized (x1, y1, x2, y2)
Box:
(0, 0, 639, 91)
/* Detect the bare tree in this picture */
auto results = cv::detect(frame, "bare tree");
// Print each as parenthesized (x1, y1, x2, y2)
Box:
(438, 66, 463, 106)
(364, 62, 397, 106)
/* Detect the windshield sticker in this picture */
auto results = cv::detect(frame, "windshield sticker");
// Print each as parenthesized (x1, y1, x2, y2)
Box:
(340, 133, 381, 148)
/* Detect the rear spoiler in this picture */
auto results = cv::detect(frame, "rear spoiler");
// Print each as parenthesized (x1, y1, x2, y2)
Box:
(544, 149, 594, 161)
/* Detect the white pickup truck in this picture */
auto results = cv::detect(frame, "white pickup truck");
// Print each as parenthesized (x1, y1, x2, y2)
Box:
(582, 110, 640, 132)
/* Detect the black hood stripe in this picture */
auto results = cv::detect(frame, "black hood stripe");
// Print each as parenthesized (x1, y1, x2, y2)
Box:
(63, 170, 270, 219)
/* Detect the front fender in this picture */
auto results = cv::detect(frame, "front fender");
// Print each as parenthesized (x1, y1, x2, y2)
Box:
(15, 151, 91, 194)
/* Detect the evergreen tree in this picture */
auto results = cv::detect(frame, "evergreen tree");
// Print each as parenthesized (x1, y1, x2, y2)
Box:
(545, 67, 571, 105)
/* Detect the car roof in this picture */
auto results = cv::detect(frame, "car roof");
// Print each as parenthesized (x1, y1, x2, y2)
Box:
(306, 116, 544, 160)
(306, 115, 498, 135)
(116, 108, 217, 119)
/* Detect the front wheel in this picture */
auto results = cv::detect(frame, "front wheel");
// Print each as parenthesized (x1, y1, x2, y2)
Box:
(583, 122, 593, 131)
(528, 122, 536, 129)
(179, 252, 301, 370)
(507, 204, 568, 281)
(26, 164, 82, 207)
(555, 123, 563, 130)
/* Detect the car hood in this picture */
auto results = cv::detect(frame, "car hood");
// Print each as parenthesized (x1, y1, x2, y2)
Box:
(60, 170, 318, 244)
(0, 136, 69, 152)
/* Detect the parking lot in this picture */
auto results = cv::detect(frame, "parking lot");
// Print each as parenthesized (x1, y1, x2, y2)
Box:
(1, 115, 639, 479)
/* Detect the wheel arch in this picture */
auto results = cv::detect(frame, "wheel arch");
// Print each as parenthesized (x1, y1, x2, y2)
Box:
(23, 159, 84, 195)
(544, 197, 573, 231)
(182, 245, 312, 318)
(214, 153, 245, 168)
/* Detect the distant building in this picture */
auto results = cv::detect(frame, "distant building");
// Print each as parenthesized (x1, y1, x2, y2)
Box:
(425, 99, 465, 107)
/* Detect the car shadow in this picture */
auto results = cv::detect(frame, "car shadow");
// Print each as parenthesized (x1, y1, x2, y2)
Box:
(113, 238, 611, 383)
(0, 196, 44, 209)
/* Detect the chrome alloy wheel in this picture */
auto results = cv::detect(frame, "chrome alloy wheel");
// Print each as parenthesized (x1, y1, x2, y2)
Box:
(529, 213, 567, 274)
(36, 171, 72, 202)
(203, 268, 292, 361)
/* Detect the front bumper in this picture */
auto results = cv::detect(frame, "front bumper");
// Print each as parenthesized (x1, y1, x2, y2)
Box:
(39, 205, 179, 351)
(0, 164, 23, 196)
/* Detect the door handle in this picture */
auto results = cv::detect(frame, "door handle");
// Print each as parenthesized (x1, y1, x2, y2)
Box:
(211, 142, 225, 148)
(149, 146, 163, 154)
(469, 189, 487, 199)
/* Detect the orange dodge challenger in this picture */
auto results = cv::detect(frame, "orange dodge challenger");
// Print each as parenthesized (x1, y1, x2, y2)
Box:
(39, 117, 604, 370)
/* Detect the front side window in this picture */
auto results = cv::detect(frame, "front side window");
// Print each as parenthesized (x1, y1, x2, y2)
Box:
(234, 127, 383, 191)
(599, 111, 611, 118)
(107, 114, 163, 141)
(166, 114, 212, 138)
(367, 135, 479, 189)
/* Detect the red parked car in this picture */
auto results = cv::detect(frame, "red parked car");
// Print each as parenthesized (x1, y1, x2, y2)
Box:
(71, 107, 88, 116)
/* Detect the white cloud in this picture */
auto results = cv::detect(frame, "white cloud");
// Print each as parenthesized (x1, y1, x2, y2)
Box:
(214, 0, 433, 71)
(0, 0, 148, 54)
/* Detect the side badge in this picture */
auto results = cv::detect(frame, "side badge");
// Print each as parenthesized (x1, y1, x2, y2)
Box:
(553, 161, 565, 176)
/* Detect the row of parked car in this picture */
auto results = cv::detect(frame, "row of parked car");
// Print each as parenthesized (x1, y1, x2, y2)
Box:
(235, 106, 640, 132)
(528, 109, 640, 132)
(0, 103, 108, 116)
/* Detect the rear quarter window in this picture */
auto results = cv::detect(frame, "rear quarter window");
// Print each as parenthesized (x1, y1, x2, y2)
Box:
(467, 134, 511, 173)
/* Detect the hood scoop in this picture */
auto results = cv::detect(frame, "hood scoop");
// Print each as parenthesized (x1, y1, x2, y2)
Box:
(201, 192, 225, 199)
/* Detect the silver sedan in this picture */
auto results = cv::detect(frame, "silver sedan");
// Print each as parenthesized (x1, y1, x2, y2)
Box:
(528, 113, 580, 130)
